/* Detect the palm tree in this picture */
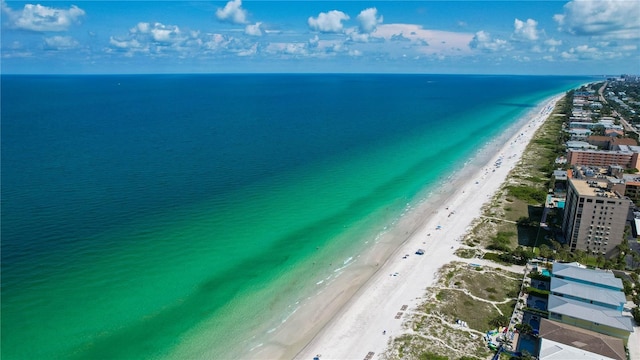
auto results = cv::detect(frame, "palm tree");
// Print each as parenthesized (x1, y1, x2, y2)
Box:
(573, 249, 586, 264)
(631, 252, 640, 269)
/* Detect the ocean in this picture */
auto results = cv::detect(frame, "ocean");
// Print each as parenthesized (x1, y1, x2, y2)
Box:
(1, 74, 589, 359)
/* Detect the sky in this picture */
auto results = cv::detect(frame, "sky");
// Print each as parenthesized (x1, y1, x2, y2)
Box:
(1, 0, 639, 75)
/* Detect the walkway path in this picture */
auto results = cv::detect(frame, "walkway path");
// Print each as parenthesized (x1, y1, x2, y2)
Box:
(480, 215, 518, 224)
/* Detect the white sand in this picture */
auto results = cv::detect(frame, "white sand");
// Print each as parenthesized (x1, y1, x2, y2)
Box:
(291, 95, 563, 360)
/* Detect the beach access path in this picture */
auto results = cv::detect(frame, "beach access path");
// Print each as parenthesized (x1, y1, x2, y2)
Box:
(295, 95, 561, 360)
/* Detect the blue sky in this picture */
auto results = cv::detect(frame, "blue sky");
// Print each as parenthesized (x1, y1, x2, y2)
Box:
(1, 1, 639, 74)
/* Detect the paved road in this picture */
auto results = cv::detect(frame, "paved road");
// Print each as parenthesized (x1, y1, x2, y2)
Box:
(598, 81, 639, 136)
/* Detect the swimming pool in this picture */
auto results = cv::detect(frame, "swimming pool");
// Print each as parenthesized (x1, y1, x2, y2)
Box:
(541, 269, 551, 277)
(517, 334, 538, 356)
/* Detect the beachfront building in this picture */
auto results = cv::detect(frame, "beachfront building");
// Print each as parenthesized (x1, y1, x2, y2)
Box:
(566, 147, 640, 170)
(561, 178, 632, 258)
(552, 170, 568, 197)
(519, 263, 633, 358)
(550, 263, 626, 310)
(569, 121, 605, 130)
(539, 338, 619, 360)
(568, 128, 592, 141)
(545, 263, 633, 343)
(586, 136, 638, 150)
(622, 174, 640, 206)
(566, 141, 597, 150)
(606, 129, 625, 138)
(538, 319, 626, 360)
(547, 294, 633, 343)
(552, 262, 624, 291)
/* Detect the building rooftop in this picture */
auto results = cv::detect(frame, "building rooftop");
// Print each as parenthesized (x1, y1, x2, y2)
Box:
(547, 295, 634, 332)
(569, 128, 593, 134)
(550, 277, 626, 308)
(553, 170, 567, 180)
(569, 178, 624, 199)
(539, 319, 626, 360)
(617, 144, 640, 153)
(567, 141, 597, 149)
(622, 173, 640, 184)
(552, 262, 623, 289)
(539, 338, 618, 360)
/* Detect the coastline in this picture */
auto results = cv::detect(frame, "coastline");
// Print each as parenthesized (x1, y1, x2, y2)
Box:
(245, 93, 565, 360)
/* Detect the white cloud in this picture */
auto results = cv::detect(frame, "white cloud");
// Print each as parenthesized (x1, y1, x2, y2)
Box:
(109, 25, 260, 59)
(2, 2, 85, 32)
(554, 0, 640, 40)
(347, 29, 370, 43)
(512, 55, 531, 62)
(469, 30, 509, 52)
(203, 33, 231, 51)
(131, 22, 184, 44)
(265, 42, 308, 56)
(107, 21, 200, 58)
(561, 44, 601, 60)
(1, 50, 33, 59)
(132, 22, 150, 33)
(545, 38, 562, 47)
(308, 10, 350, 33)
(541, 38, 563, 52)
(357, 8, 382, 34)
(373, 24, 474, 55)
(108, 37, 147, 57)
(245, 22, 262, 37)
(513, 18, 539, 41)
(237, 43, 257, 56)
(216, 0, 248, 25)
(43, 35, 79, 50)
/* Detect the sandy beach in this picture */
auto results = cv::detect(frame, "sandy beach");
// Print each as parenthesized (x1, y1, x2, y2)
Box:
(249, 94, 562, 360)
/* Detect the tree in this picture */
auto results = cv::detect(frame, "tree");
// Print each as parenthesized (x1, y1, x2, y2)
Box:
(556, 244, 571, 262)
(622, 279, 634, 296)
(573, 249, 587, 263)
(515, 323, 533, 335)
(631, 251, 640, 269)
(632, 307, 640, 324)
(603, 259, 615, 270)
(539, 244, 554, 260)
(489, 314, 510, 328)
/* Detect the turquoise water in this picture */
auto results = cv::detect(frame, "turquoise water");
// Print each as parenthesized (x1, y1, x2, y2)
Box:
(542, 269, 552, 277)
(1, 74, 589, 359)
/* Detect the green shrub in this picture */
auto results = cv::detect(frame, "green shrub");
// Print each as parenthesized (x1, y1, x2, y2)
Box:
(506, 185, 547, 204)
(420, 352, 449, 360)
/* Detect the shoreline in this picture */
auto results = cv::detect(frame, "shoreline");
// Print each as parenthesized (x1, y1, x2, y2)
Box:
(274, 93, 565, 360)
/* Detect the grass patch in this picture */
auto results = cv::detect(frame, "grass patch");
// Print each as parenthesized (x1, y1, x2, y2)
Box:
(505, 185, 547, 204)
(455, 248, 477, 259)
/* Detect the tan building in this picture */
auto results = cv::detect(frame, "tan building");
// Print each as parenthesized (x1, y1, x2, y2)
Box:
(561, 178, 632, 258)
(567, 147, 640, 170)
(585, 136, 637, 150)
(623, 177, 640, 205)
